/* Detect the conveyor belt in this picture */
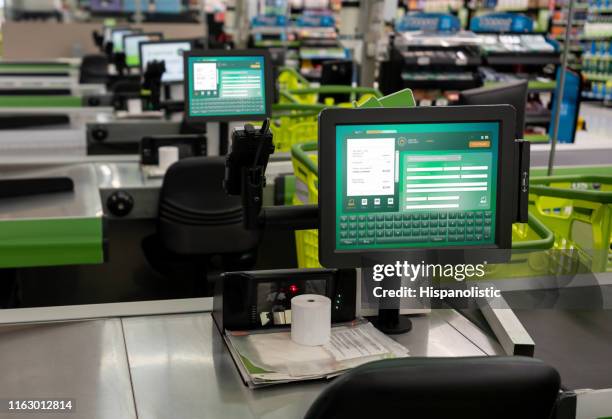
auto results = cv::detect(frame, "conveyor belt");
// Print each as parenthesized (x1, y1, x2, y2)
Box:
(515, 307, 612, 390)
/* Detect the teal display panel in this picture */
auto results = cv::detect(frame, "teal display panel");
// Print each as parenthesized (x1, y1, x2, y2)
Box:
(335, 122, 499, 251)
(186, 55, 268, 120)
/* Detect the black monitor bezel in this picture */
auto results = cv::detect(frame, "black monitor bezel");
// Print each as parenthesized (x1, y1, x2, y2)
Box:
(123, 32, 164, 68)
(318, 105, 516, 268)
(183, 49, 273, 123)
(459, 80, 528, 140)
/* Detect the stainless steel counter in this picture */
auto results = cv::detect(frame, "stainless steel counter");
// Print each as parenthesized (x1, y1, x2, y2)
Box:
(0, 164, 102, 221)
(0, 319, 136, 419)
(0, 309, 502, 419)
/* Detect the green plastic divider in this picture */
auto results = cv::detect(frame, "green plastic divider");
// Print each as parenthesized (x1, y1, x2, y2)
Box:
(278, 66, 310, 85)
(287, 85, 382, 98)
(530, 175, 612, 203)
(291, 141, 318, 176)
(283, 175, 296, 205)
(0, 217, 104, 268)
(524, 133, 550, 142)
(530, 165, 612, 177)
(273, 103, 328, 112)
(0, 63, 71, 73)
(512, 213, 555, 250)
(0, 95, 83, 108)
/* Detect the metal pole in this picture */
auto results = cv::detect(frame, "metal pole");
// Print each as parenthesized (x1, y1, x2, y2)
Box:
(201, 0, 207, 40)
(548, 0, 574, 176)
(134, 0, 143, 24)
(359, 0, 386, 87)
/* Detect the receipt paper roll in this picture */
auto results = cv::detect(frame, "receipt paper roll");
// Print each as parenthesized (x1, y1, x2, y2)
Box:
(158, 146, 179, 171)
(291, 294, 331, 346)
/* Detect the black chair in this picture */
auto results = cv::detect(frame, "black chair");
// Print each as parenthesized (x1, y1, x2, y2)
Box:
(79, 55, 109, 84)
(144, 157, 260, 295)
(305, 356, 560, 419)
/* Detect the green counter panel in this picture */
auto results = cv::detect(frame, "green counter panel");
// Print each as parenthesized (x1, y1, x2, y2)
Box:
(0, 217, 104, 268)
(0, 95, 83, 108)
(0, 63, 71, 74)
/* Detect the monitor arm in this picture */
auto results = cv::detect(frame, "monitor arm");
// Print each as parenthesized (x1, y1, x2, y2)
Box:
(114, 52, 127, 76)
(225, 119, 318, 232)
(142, 60, 166, 111)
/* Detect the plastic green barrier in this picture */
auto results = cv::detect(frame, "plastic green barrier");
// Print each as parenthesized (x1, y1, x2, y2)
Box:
(285, 85, 382, 105)
(0, 218, 104, 268)
(0, 63, 72, 74)
(0, 95, 83, 108)
(531, 166, 612, 177)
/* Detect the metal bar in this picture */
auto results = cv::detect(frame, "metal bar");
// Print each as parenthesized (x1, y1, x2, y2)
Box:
(0, 298, 213, 325)
(479, 294, 536, 356)
(548, 0, 575, 176)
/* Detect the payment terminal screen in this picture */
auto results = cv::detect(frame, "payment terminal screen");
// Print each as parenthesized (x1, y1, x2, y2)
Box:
(125, 34, 161, 67)
(335, 122, 499, 250)
(140, 41, 191, 83)
(186, 56, 267, 118)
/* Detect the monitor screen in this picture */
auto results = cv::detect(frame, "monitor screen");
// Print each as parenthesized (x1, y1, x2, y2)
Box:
(459, 80, 528, 140)
(124, 33, 163, 67)
(111, 28, 141, 53)
(335, 122, 499, 252)
(184, 50, 272, 122)
(140, 40, 192, 83)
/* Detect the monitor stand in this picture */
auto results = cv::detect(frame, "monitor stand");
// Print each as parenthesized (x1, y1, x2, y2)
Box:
(372, 308, 413, 334)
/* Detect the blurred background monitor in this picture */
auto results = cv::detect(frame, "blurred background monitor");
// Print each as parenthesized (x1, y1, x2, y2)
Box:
(140, 39, 193, 83)
(459, 80, 528, 140)
(111, 28, 142, 53)
(124, 32, 163, 68)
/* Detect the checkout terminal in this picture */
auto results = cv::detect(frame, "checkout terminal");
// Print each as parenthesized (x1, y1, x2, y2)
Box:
(318, 107, 521, 267)
(182, 49, 273, 154)
(176, 50, 540, 403)
(183, 49, 273, 122)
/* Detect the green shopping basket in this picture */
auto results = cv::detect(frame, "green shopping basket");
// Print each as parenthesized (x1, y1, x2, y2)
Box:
(529, 175, 612, 272)
(291, 142, 320, 268)
(270, 103, 326, 152)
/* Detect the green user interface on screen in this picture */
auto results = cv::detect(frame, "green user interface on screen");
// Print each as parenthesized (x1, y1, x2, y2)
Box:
(186, 55, 266, 118)
(335, 122, 499, 251)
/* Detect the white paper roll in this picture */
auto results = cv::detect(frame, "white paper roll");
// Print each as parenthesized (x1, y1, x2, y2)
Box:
(158, 146, 179, 171)
(127, 98, 143, 114)
(291, 294, 331, 346)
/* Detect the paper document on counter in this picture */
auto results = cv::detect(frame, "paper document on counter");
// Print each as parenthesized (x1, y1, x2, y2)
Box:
(224, 319, 409, 388)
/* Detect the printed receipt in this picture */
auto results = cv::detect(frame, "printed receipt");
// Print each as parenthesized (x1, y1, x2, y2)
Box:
(324, 326, 389, 361)
(346, 138, 396, 197)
